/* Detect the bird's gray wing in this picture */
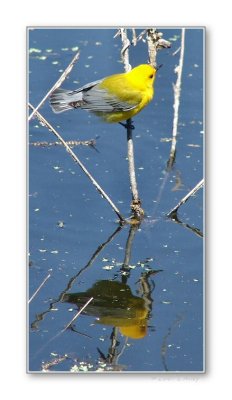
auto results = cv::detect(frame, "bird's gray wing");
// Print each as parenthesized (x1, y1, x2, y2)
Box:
(50, 78, 138, 114)
(81, 86, 137, 113)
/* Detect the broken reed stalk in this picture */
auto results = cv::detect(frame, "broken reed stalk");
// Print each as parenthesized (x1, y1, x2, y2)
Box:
(146, 28, 171, 67)
(168, 28, 185, 168)
(119, 28, 143, 220)
(28, 103, 125, 223)
(28, 273, 51, 304)
(167, 178, 204, 217)
(146, 29, 158, 67)
(61, 297, 93, 333)
(28, 51, 80, 121)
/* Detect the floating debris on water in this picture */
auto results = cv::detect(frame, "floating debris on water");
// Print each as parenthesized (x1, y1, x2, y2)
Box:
(57, 221, 65, 228)
(102, 265, 114, 270)
(29, 48, 41, 54)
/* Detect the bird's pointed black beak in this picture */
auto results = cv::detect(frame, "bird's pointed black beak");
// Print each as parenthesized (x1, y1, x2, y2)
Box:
(156, 64, 163, 71)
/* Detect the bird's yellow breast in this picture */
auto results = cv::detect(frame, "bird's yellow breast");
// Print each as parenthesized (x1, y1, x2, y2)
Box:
(98, 66, 155, 123)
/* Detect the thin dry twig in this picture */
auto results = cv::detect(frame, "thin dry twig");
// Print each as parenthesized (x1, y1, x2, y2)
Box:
(131, 29, 137, 46)
(28, 51, 80, 121)
(61, 297, 93, 333)
(28, 103, 125, 223)
(168, 28, 185, 167)
(120, 28, 131, 72)
(28, 273, 51, 304)
(167, 178, 204, 217)
(136, 29, 147, 43)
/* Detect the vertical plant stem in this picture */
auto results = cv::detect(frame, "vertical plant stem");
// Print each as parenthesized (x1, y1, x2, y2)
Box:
(146, 29, 171, 67)
(127, 124, 139, 201)
(119, 28, 143, 219)
(168, 28, 185, 167)
(120, 28, 131, 72)
(146, 29, 158, 67)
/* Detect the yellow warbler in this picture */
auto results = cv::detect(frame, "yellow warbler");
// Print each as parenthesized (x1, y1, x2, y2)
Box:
(50, 64, 157, 123)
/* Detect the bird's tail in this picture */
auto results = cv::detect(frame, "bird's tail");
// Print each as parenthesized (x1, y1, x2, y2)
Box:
(50, 88, 82, 113)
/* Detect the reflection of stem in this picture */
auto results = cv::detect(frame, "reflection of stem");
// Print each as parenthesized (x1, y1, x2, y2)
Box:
(108, 327, 119, 364)
(121, 225, 139, 283)
(31, 225, 123, 330)
(63, 225, 123, 292)
(28, 103, 125, 223)
(151, 168, 170, 217)
(161, 314, 184, 371)
(168, 28, 185, 168)
(108, 327, 128, 369)
(138, 270, 162, 314)
(97, 327, 127, 371)
(168, 212, 203, 238)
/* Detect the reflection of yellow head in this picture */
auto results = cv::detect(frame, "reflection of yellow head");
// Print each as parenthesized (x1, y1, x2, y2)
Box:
(119, 323, 147, 339)
(99, 307, 148, 339)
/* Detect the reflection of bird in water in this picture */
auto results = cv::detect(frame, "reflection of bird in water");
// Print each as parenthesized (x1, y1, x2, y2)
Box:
(62, 280, 149, 339)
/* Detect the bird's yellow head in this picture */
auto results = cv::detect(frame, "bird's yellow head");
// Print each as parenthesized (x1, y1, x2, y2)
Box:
(127, 64, 157, 90)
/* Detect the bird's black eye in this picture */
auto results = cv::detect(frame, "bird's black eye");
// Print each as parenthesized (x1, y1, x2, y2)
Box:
(149, 74, 154, 79)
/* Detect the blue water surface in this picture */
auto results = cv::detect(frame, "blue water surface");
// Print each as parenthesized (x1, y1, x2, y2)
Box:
(28, 28, 204, 373)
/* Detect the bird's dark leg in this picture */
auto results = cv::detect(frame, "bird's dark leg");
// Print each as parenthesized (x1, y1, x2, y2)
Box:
(119, 120, 135, 130)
